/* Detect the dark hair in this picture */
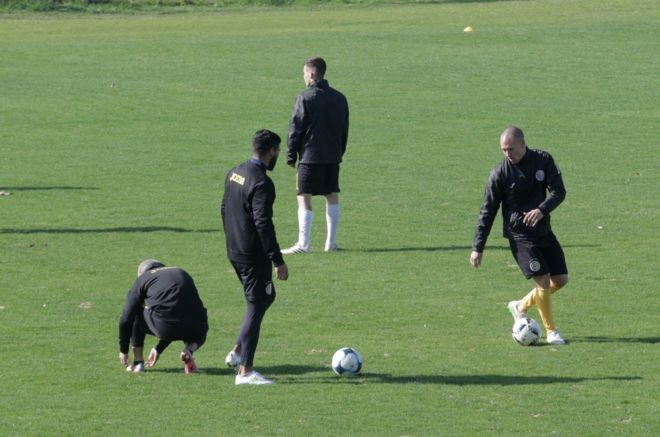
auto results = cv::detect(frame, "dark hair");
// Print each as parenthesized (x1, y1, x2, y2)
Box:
(304, 57, 327, 78)
(252, 129, 281, 156)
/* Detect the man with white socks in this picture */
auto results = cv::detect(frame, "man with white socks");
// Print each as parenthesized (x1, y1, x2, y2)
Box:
(282, 56, 349, 254)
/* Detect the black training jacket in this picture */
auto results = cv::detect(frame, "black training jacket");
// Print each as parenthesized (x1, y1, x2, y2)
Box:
(472, 148, 566, 252)
(287, 79, 349, 166)
(118, 267, 208, 354)
(221, 159, 284, 267)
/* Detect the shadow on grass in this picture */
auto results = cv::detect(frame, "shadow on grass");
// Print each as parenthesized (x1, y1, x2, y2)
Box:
(146, 364, 323, 376)
(570, 336, 660, 344)
(147, 367, 236, 375)
(275, 373, 642, 385)
(351, 245, 506, 253)
(141, 365, 643, 386)
(417, 0, 521, 3)
(199, 364, 324, 376)
(362, 374, 642, 385)
(0, 226, 218, 234)
(350, 244, 599, 253)
(1, 186, 99, 191)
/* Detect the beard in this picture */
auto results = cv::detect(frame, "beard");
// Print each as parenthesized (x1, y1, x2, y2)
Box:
(267, 154, 279, 171)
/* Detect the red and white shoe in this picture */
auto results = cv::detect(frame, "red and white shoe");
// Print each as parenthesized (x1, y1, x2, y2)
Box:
(180, 351, 199, 374)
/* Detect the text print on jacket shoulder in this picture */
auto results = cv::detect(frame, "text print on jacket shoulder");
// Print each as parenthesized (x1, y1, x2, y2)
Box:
(230, 172, 245, 186)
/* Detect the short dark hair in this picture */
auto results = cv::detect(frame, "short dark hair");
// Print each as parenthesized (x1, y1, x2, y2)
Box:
(304, 57, 327, 78)
(252, 129, 281, 156)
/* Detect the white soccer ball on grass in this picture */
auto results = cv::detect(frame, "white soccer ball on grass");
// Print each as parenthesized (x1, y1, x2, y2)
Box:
(332, 347, 363, 376)
(512, 317, 541, 346)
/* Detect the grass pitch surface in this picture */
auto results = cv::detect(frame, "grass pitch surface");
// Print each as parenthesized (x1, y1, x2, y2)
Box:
(1, 0, 658, 435)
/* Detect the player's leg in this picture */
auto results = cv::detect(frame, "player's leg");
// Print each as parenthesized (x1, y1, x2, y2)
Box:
(508, 239, 554, 332)
(237, 271, 275, 372)
(546, 233, 569, 294)
(283, 194, 313, 253)
(179, 320, 207, 373)
(508, 239, 536, 318)
(531, 273, 556, 332)
(127, 312, 152, 372)
(236, 300, 268, 371)
(227, 262, 247, 367)
(233, 259, 276, 384)
(550, 274, 568, 293)
(517, 274, 566, 311)
(146, 339, 171, 368)
(324, 164, 341, 252)
(529, 276, 566, 344)
(180, 341, 200, 374)
(542, 234, 568, 344)
(325, 192, 340, 251)
(283, 164, 314, 254)
(298, 194, 313, 250)
(141, 308, 175, 368)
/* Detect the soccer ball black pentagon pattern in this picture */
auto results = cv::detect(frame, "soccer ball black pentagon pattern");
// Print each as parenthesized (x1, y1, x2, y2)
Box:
(332, 347, 363, 376)
(512, 317, 541, 346)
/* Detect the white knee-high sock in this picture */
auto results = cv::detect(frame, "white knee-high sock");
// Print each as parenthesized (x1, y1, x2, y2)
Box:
(298, 208, 313, 250)
(325, 204, 340, 250)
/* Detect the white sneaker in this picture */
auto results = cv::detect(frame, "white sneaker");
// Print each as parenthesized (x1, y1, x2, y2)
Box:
(281, 244, 310, 255)
(126, 362, 145, 373)
(324, 244, 340, 252)
(235, 371, 273, 385)
(547, 330, 566, 345)
(507, 300, 526, 320)
(225, 350, 241, 368)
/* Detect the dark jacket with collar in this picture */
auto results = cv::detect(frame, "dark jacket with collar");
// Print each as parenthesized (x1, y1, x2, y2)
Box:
(472, 148, 566, 252)
(287, 79, 349, 166)
(221, 159, 285, 266)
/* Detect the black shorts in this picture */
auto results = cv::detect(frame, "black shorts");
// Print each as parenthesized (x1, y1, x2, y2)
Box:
(231, 258, 276, 306)
(508, 232, 568, 279)
(296, 163, 340, 195)
(131, 308, 208, 347)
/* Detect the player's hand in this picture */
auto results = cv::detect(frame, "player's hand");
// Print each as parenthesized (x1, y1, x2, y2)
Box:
(119, 352, 129, 367)
(146, 348, 159, 368)
(469, 251, 483, 268)
(275, 263, 289, 281)
(523, 208, 544, 227)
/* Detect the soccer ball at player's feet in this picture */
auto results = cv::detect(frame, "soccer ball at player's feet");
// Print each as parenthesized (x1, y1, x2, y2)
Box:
(512, 317, 541, 346)
(332, 347, 363, 376)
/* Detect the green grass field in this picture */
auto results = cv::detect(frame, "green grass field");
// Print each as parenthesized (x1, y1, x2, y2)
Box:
(1, 0, 659, 435)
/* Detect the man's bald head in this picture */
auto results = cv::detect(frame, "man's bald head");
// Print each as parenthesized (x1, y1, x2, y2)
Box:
(137, 259, 165, 277)
(500, 126, 525, 144)
(500, 126, 527, 164)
